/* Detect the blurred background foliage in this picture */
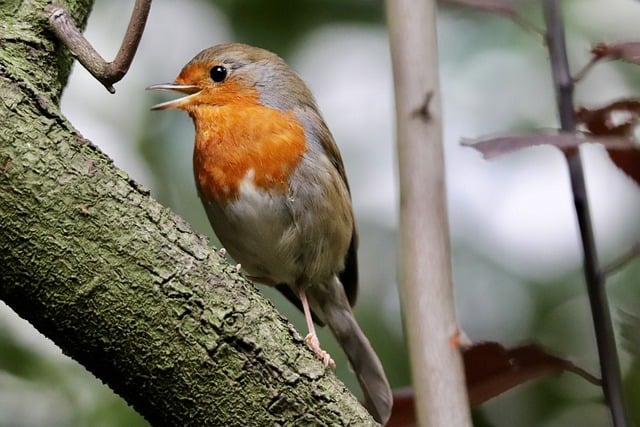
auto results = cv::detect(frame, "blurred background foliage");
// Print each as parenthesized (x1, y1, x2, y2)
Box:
(2, 0, 639, 425)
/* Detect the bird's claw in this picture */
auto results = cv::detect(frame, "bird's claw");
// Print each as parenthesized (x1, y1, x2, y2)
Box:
(305, 333, 335, 369)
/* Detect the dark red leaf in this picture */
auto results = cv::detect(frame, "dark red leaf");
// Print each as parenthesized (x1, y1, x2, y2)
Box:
(576, 99, 640, 135)
(387, 342, 599, 426)
(387, 388, 417, 427)
(576, 100, 640, 186)
(607, 150, 640, 185)
(464, 342, 599, 406)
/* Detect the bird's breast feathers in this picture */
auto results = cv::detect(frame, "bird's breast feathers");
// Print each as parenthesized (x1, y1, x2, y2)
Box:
(192, 104, 307, 203)
(191, 101, 353, 285)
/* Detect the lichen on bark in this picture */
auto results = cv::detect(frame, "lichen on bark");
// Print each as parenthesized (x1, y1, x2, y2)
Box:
(0, 1, 377, 425)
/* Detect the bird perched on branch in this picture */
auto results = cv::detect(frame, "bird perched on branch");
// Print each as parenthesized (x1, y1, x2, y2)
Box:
(148, 43, 392, 424)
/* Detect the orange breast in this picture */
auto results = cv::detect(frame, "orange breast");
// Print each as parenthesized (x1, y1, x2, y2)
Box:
(191, 103, 307, 202)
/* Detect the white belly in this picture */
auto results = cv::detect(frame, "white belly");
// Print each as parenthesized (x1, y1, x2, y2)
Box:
(200, 173, 300, 284)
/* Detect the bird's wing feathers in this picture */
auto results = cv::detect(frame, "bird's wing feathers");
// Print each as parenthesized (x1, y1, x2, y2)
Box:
(274, 105, 358, 322)
(295, 105, 359, 309)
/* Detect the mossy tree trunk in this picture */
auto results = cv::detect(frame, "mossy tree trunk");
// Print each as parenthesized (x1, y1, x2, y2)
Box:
(0, 1, 376, 425)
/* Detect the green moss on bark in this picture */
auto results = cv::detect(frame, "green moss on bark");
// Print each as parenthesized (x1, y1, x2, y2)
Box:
(0, 1, 377, 425)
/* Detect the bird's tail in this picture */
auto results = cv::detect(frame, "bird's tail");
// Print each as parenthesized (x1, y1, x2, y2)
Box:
(323, 300, 393, 425)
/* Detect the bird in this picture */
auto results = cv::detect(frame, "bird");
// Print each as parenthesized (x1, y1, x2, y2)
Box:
(147, 43, 392, 424)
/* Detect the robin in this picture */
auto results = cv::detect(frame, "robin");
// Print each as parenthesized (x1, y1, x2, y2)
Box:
(148, 43, 392, 424)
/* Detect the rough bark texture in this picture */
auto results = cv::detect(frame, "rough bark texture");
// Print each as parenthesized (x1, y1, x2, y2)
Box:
(0, 1, 376, 425)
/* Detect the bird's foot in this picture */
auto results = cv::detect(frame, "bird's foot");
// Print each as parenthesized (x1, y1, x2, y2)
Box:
(305, 333, 335, 369)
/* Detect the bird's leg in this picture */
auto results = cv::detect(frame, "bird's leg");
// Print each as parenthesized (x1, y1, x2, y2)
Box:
(299, 290, 335, 369)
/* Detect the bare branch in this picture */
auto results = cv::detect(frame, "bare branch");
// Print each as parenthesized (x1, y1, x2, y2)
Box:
(441, 0, 544, 39)
(386, 1, 472, 426)
(45, 0, 151, 93)
(573, 55, 602, 83)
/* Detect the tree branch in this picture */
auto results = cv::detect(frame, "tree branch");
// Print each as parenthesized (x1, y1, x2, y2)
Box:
(45, 0, 151, 93)
(386, 1, 472, 426)
(0, 1, 376, 425)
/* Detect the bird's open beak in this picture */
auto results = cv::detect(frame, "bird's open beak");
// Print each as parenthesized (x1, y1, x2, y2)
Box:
(146, 83, 202, 110)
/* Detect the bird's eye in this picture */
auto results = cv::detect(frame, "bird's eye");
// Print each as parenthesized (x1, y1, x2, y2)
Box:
(209, 65, 227, 82)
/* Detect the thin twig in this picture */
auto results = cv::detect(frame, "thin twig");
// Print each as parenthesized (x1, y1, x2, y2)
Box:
(573, 55, 602, 83)
(509, 14, 545, 42)
(566, 362, 602, 387)
(542, 1, 630, 426)
(45, 0, 152, 93)
(604, 242, 640, 276)
(441, 0, 545, 41)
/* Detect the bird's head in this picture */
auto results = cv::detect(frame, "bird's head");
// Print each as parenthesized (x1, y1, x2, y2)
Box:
(148, 43, 313, 113)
